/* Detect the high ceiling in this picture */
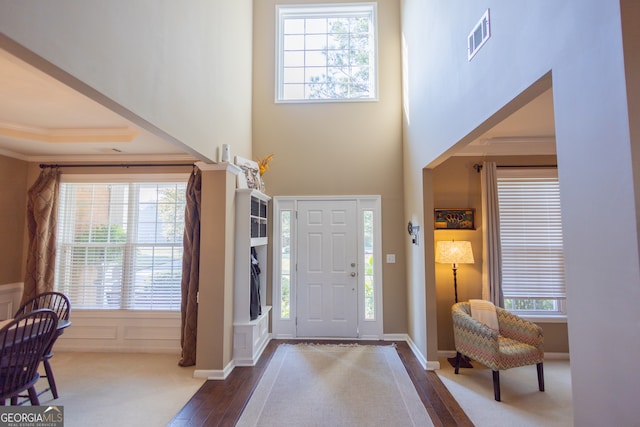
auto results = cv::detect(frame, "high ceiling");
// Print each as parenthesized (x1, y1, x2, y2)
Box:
(0, 49, 556, 162)
(0, 49, 192, 162)
(456, 87, 556, 157)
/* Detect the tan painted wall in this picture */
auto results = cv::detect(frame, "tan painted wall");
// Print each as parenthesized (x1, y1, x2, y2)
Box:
(432, 158, 482, 353)
(196, 167, 237, 372)
(252, 0, 407, 334)
(0, 155, 28, 285)
(432, 155, 569, 354)
(421, 169, 438, 364)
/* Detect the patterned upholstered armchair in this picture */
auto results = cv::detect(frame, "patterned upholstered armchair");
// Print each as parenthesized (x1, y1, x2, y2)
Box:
(451, 301, 544, 401)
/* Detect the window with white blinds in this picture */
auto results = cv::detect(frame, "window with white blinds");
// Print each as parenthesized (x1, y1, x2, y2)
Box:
(54, 179, 187, 310)
(497, 168, 566, 315)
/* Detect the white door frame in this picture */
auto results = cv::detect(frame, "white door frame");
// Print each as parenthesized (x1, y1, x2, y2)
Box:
(271, 195, 383, 339)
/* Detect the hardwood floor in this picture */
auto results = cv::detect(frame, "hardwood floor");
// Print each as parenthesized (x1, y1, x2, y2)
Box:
(169, 340, 474, 427)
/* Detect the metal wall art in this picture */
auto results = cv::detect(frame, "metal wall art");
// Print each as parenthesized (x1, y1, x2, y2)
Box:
(434, 208, 475, 230)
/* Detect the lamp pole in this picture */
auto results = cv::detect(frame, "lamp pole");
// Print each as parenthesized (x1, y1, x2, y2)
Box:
(449, 262, 472, 368)
(452, 263, 459, 303)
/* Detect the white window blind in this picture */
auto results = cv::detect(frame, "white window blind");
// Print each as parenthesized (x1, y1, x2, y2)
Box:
(55, 180, 186, 310)
(276, 3, 378, 102)
(497, 168, 566, 308)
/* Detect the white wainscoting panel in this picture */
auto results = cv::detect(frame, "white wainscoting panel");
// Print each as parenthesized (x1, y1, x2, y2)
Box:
(55, 310, 181, 353)
(0, 283, 24, 320)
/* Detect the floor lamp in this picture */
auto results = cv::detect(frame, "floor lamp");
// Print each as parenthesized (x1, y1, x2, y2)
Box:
(435, 240, 475, 368)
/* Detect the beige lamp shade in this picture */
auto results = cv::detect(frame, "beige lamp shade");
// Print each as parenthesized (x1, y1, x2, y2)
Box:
(435, 240, 474, 265)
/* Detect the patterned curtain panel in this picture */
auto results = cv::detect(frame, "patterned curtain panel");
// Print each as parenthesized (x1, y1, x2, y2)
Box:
(179, 168, 202, 367)
(23, 169, 61, 305)
(480, 162, 504, 307)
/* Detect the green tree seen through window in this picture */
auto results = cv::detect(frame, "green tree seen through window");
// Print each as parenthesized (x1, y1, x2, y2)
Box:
(308, 16, 373, 100)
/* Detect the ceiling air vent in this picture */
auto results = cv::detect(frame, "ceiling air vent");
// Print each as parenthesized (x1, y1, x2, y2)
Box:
(468, 9, 490, 61)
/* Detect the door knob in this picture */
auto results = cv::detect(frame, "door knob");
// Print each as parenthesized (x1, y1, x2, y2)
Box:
(350, 272, 356, 277)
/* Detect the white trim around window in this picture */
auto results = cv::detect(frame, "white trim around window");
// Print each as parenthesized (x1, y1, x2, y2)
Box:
(275, 3, 379, 103)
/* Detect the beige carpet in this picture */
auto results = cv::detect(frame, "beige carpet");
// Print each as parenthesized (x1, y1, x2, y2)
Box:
(437, 358, 573, 426)
(35, 352, 205, 427)
(236, 343, 433, 427)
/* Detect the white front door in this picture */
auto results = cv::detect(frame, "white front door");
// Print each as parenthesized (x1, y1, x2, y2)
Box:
(296, 200, 358, 337)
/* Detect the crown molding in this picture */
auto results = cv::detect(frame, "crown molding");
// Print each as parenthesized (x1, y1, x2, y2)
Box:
(0, 122, 138, 143)
(0, 146, 30, 161)
(476, 136, 555, 145)
(25, 153, 198, 164)
(456, 136, 556, 156)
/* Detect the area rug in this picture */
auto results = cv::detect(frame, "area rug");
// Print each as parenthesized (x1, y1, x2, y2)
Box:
(236, 344, 434, 427)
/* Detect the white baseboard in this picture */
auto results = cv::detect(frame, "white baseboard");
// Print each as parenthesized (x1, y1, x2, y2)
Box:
(426, 360, 441, 371)
(384, 334, 440, 371)
(383, 333, 408, 341)
(359, 334, 382, 340)
(194, 359, 235, 380)
(234, 334, 272, 367)
(403, 335, 427, 370)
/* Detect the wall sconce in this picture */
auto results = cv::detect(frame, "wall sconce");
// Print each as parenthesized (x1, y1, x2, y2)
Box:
(407, 221, 420, 245)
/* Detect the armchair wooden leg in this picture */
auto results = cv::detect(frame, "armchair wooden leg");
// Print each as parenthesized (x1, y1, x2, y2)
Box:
(28, 387, 40, 406)
(43, 358, 59, 399)
(492, 370, 501, 401)
(454, 352, 462, 374)
(537, 362, 545, 392)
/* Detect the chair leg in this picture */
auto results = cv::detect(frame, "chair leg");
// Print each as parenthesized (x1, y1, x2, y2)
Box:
(454, 352, 462, 374)
(537, 362, 545, 392)
(28, 387, 40, 406)
(492, 370, 501, 401)
(43, 358, 59, 399)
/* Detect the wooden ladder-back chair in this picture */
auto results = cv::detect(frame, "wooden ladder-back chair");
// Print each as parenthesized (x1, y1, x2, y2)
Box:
(14, 292, 71, 399)
(0, 309, 59, 405)
(452, 301, 545, 401)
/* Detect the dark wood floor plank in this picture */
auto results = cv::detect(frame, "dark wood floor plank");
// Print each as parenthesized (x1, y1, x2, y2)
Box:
(170, 339, 473, 426)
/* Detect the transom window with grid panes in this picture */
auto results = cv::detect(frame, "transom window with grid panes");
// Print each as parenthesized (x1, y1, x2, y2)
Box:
(497, 168, 567, 317)
(276, 3, 378, 102)
(54, 177, 187, 310)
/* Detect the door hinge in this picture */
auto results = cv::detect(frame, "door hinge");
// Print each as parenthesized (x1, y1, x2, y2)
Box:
(196, 291, 200, 304)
